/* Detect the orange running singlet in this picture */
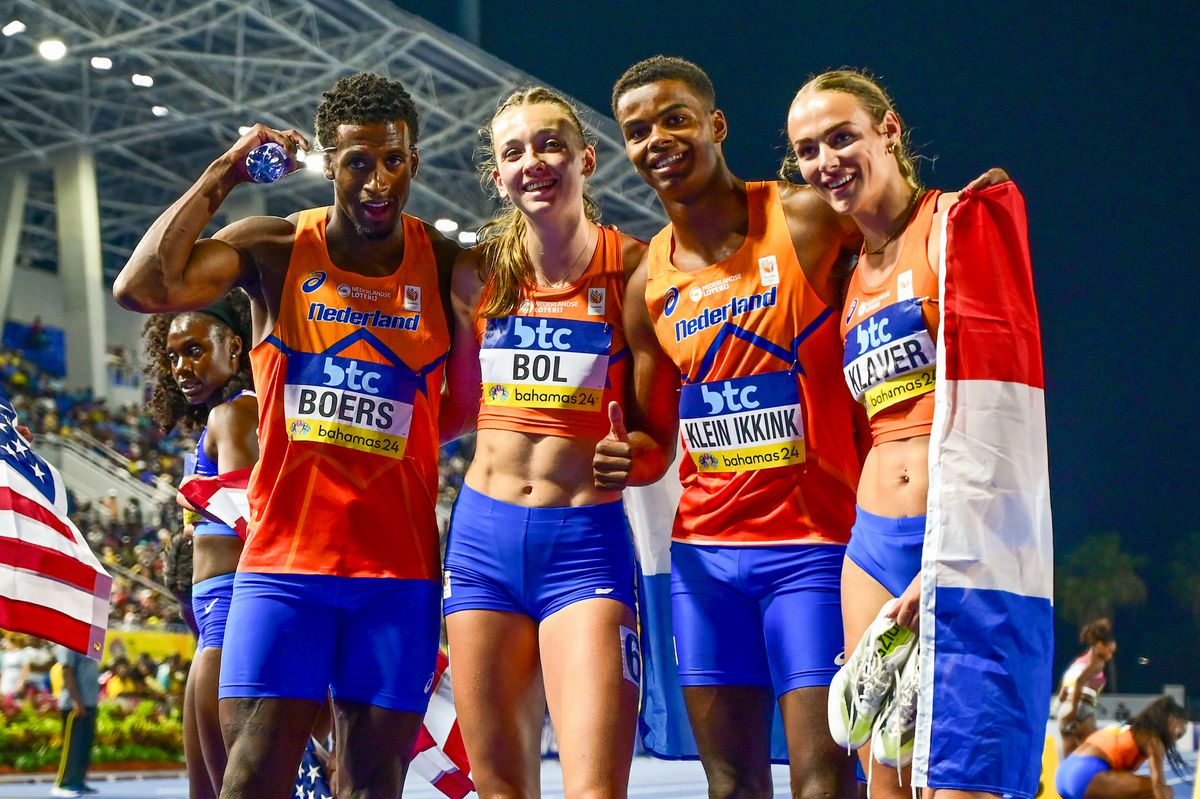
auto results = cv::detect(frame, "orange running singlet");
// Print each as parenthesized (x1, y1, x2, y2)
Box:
(1085, 725, 1145, 771)
(475, 224, 629, 441)
(241, 208, 449, 580)
(645, 181, 860, 545)
(840, 190, 941, 445)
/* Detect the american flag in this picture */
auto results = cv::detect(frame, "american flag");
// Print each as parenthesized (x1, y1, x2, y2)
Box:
(0, 391, 110, 660)
(411, 650, 475, 798)
(179, 467, 252, 537)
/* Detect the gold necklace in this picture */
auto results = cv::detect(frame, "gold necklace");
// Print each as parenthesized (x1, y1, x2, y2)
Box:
(863, 186, 925, 256)
(533, 225, 594, 288)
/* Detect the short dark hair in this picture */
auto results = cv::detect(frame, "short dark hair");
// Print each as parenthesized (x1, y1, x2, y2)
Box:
(611, 56, 716, 117)
(314, 72, 420, 149)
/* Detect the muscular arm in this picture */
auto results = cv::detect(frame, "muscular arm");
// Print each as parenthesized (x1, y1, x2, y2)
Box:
(1145, 737, 1170, 799)
(204, 394, 260, 474)
(440, 249, 484, 443)
(779, 183, 861, 309)
(112, 125, 307, 313)
(595, 255, 680, 489)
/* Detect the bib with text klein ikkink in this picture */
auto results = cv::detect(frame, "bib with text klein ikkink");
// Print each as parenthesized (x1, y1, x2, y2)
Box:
(479, 316, 611, 411)
(281, 336, 419, 459)
(678, 369, 805, 473)
(842, 298, 936, 418)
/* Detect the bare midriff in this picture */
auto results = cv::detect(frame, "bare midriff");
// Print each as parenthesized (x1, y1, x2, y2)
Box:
(857, 434, 930, 518)
(466, 428, 621, 508)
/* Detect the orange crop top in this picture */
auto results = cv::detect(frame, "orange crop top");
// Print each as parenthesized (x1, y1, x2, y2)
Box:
(242, 208, 449, 581)
(1086, 725, 1146, 771)
(645, 181, 860, 546)
(840, 190, 942, 446)
(474, 224, 629, 441)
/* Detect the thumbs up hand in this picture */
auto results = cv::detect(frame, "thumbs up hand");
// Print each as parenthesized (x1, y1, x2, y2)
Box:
(594, 401, 633, 491)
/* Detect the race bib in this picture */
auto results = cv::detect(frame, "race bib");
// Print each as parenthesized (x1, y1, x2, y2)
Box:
(678, 370, 805, 473)
(282, 351, 418, 459)
(480, 316, 611, 411)
(843, 299, 936, 417)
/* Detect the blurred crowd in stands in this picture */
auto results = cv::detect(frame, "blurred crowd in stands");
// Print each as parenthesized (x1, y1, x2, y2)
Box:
(1, 345, 472, 637)
(1, 631, 189, 713)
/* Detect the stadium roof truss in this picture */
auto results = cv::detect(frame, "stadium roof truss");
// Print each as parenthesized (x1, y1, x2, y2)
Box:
(0, 0, 664, 280)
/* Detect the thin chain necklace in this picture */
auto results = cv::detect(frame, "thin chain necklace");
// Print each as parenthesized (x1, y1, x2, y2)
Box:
(862, 186, 925, 256)
(532, 224, 595, 289)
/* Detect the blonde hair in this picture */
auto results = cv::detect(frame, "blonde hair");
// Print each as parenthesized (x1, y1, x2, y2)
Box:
(474, 87, 601, 318)
(781, 69, 920, 187)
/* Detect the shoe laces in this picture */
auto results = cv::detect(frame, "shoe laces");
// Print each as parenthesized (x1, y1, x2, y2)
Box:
(854, 652, 895, 713)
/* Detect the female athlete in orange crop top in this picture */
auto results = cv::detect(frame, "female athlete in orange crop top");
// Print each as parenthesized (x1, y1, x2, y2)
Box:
(786, 70, 1012, 797)
(441, 87, 660, 799)
(1056, 696, 1187, 799)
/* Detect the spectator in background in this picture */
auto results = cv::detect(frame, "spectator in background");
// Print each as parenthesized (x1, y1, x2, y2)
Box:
(52, 644, 100, 798)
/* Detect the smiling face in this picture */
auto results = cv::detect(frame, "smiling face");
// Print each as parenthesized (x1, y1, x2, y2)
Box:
(166, 313, 241, 407)
(490, 101, 595, 222)
(786, 88, 902, 216)
(615, 78, 727, 202)
(324, 120, 419, 240)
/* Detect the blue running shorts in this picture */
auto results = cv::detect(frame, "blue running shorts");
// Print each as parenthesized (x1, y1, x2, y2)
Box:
(1055, 754, 1110, 799)
(192, 572, 235, 650)
(219, 573, 440, 713)
(670, 542, 845, 697)
(442, 485, 635, 621)
(845, 506, 925, 597)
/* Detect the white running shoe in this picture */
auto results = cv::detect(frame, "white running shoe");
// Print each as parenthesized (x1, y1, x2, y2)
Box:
(828, 600, 917, 751)
(872, 639, 920, 768)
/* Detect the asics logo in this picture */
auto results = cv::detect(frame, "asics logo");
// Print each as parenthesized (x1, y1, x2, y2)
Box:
(594, 588, 615, 595)
(834, 651, 847, 666)
(301, 271, 327, 293)
(202, 598, 219, 615)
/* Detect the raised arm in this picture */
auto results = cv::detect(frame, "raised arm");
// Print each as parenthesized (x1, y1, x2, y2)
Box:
(112, 125, 307, 313)
(594, 256, 679, 490)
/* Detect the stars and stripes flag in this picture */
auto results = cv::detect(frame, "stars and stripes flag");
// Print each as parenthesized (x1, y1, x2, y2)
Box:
(913, 181, 1054, 797)
(0, 390, 110, 660)
(411, 650, 476, 798)
(178, 467, 252, 538)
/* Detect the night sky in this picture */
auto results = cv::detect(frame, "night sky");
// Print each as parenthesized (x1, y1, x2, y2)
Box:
(401, 0, 1198, 695)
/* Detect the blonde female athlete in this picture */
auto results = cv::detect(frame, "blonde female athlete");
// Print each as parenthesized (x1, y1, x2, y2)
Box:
(442, 87, 671, 799)
(786, 70, 1030, 799)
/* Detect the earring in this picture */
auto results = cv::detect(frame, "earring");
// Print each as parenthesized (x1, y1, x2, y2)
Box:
(886, 143, 895, 154)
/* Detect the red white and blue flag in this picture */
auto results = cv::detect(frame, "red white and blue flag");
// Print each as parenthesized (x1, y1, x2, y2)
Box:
(0, 391, 110, 660)
(179, 467, 251, 538)
(913, 181, 1054, 797)
(410, 650, 476, 798)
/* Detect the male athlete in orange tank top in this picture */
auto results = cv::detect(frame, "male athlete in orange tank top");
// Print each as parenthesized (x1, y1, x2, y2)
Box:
(600, 56, 864, 799)
(114, 73, 459, 799)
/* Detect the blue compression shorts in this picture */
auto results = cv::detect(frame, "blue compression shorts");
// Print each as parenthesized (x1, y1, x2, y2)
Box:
(845, 506, 925, 597)
(218, 573, 439, 713)
(1055, 754, 1110, 799)
(670, 542, 845, 697)
(442, 485, 635, 621)
(192, 572, 235, 650)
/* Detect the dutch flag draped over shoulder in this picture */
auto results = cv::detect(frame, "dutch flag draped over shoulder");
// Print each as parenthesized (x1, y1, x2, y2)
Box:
(625, 459, 790, 762)
(0, 390, 111, 660)
(913, 181, 1054, 797)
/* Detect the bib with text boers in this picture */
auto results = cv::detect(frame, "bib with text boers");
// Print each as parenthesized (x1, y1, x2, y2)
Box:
(282, 350, 418, 459)
(678, 370, 805, 474)
(842, 299, 936, 418)
(479, 316, 612, 411)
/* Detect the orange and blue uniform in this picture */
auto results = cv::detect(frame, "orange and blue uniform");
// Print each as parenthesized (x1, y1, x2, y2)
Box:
(840, 190, 942, 598)
(644, 181, 860, 694)
(220, 208, 447, 712)
(1056, 725, 1146, 799)
(443, 224, 637, 621)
